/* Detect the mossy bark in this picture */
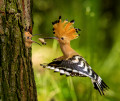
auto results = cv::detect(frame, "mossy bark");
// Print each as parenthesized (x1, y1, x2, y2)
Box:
(0, 0, 37, 101)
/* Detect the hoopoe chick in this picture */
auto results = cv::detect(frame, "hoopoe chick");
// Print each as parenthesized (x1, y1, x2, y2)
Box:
(40, 16, 109, 95)
(24, 30, 41, 48)
(24, 31, 33, 48)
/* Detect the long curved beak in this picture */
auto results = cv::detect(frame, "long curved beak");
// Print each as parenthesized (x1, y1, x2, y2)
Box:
(43, 37, 58, 40)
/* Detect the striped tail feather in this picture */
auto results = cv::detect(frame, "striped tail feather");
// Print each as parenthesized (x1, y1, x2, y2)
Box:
(91, 76, 109, 95)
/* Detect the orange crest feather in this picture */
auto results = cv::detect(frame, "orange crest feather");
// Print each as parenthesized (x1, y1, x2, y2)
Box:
(52, 16, 80, 40)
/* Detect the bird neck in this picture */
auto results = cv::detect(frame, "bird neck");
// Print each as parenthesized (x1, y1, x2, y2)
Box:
(60, 42, 78, 58)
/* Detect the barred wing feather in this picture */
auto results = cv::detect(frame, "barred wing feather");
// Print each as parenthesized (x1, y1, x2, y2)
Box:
(40, 55, 109, 95)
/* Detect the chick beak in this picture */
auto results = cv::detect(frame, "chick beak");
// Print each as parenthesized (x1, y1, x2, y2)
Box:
(32, 40, 42, 46)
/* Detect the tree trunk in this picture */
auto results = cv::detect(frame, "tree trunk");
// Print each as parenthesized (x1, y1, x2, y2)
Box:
(0, 0, 37, 101)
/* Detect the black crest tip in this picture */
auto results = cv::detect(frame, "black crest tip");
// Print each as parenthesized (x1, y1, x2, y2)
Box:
(52, 20, 59, 25)
(59, 16, 61, 19)
(70, 20, 75, 23)
(78, 28, 81, 31)
(52, 22, 55, 25)
(75, 28, 81, 33)
(52, 28, 54, 31)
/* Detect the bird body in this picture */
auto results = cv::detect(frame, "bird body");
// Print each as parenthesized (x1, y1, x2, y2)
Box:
(40, 16, 109, 95)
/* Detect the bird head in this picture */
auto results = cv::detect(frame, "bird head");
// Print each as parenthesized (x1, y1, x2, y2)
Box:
(44, 16, 80, 45)
(24, 31, 33, 48)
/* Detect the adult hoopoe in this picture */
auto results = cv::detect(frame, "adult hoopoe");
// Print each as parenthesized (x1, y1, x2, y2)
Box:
(40, 16, 109, 95)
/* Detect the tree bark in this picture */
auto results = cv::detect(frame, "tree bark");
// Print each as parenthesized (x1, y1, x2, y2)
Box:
(0, 0, 37, 101)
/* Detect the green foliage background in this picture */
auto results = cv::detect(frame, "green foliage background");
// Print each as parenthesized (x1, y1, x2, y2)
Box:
(32, 0, 120, 101)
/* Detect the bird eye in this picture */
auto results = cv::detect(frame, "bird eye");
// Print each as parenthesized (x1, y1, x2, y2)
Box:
(27, 37, 29, 39)
(61, 37, 64, 40)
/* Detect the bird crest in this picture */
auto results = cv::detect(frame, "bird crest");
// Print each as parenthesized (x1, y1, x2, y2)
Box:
(52, 16, 80, 40)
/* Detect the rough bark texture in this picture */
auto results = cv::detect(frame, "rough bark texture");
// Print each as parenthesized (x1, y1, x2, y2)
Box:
(0, 0, 37, 101)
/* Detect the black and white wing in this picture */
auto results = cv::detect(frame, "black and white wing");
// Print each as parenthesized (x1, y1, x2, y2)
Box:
(40, 55, 109, 95)
(41, 55, 96, 78)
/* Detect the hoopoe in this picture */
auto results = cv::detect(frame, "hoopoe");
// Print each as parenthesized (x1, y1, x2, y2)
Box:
(40, 16, 109, 95)
(24, 27, 41, 48)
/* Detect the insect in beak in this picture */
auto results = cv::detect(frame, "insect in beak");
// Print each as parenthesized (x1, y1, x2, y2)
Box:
(39, 38, 47, 45)
(38, 37, 58, 45)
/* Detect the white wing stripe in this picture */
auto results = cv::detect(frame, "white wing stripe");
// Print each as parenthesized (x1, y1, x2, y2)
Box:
(98, 76, 102, 84)
(65, 71, 70, 76)
(46, 66, 51, 69)
(79, 71, 93, 79)
(78, 61, 84, 67)
(73, 69, 79, 73)
(89, 70, 92, 75)
(83, 65, 88, 72)
(60, 70, 65, 74)
(54, 68, 59, 72)
(50, 67, 54, 70)
(66, 68, 72, 71)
